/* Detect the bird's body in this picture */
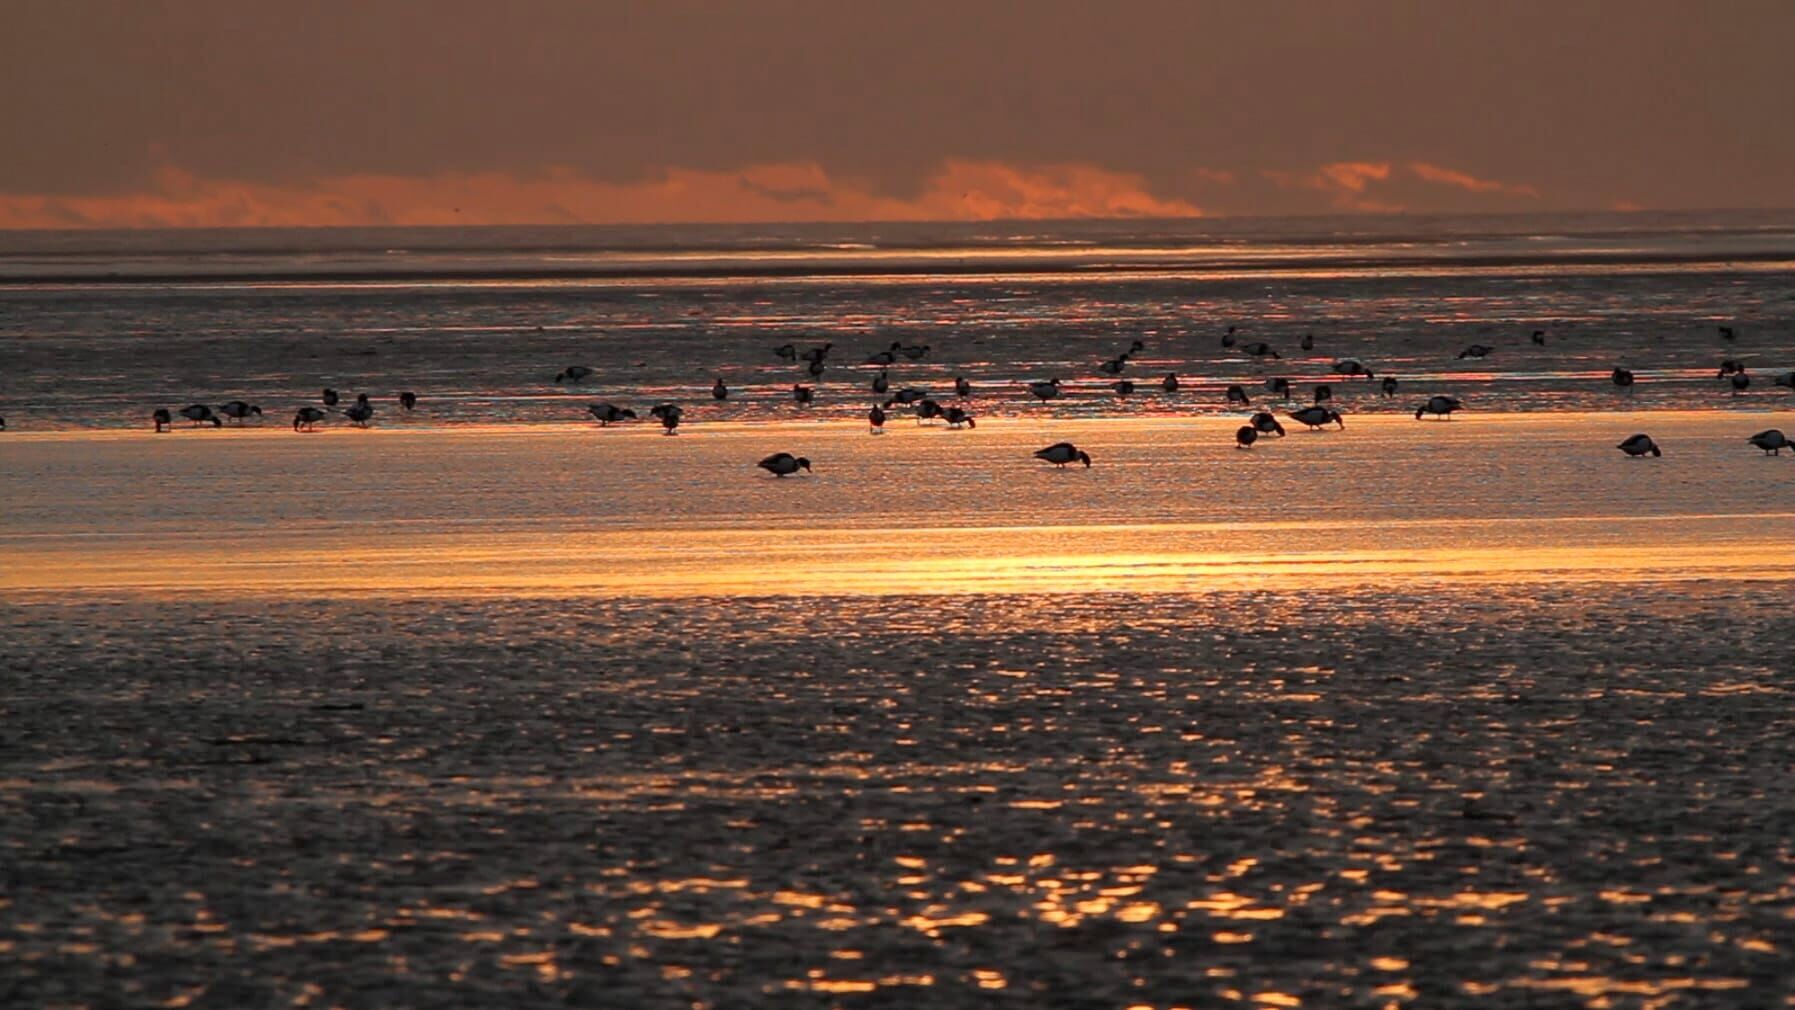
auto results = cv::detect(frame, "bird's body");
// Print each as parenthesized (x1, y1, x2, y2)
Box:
(1332, 359, 1375, 378)
(343, 398, 374, 427)
(1380, 376, 1399, 397)
(1225, 384, 1250, 405)
(1235, 425, 1257, 449)
(180, 404, 221, 427)
(800, 343, 832, 365)
(1033, 442, 1092, 468)
(152, 408, 172, 432)
(1242, 342, 1279, 360)
(1747, 429, 1790, 455)
(872, 371, 890, 395)
(793, 384, 815, 407)
(588, 403, 636, 426)
(650, 403, 682, 434)
(1458, 345, 1494, 359)
(292, 406, 326, 431)
(955, 375, 972, 398)
(1161, 373, 1179, 393)
(1775, 371, 1795, 391)
(1099, 356, 1127, 375)
(807, 359, 826, 379)
(1113, 380, 1135, 397)
(774, 343, 798, 363)
(913, 399, 943, 423)
(757, 452, 813, 477)
(887, 387, 927, 405)
(1220, 325, 1237, 349)
(1719, 325, 1736, 341)
(398, 391, 417, 410)
(868, 404, 886, 434)
(1313, 384, 1333, 404)
(1730, 372, 1750, 395)
(1027, 379, 1062, 401)
(1617, 434, 1661, 457)
(1531, 330, 1547, 346)
(1267, 377, 1291, 399)
(865, 349, 897, 366)
(321, 388, 339, 406)
(943, 406, 976, 429)
(555, 366, 594, 384)
(900, 344, 930, 360)
(1415, 395, 1462, 420)
(1612, 367, 1635, 391)
(1300, 333, 1315, 351)
(1290, 406, 1344, 430)
(1718, 359, 1745, 377)
(219, 400, 261, 423)
(1250, 411, 1286, 436)
(712, 378, 728, 400)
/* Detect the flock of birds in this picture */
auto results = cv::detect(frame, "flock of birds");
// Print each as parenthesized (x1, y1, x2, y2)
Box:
(9, 324, 1791, 470)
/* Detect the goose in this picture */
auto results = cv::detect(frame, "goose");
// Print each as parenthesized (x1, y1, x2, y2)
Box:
(1414, 395, 1462, 420)
(343, 399, 374, 427)
(955, 375, 972, 398)
(1099, 356, 1128, 375)
(774, 343, 798, 363)
(1531, 330, 1547, 346)
(1332, 359, 1375, 378)
(799, 343, 833, 364)
(1380, 376, 1399, 397)
(1313, 384, 1333, 404)
(1289, 406, 1344, 430)
(1719, 325, 1736, 341)
(1113, 380, 1135, 397)
(1033, 442, 1091, 468)
(1718, 359, 1745, 377)
(321, 388, 340, 406)
(650, 403, 682, 434)
(886, 387, 926, 405)
(913, 399, 944, 423)
(1300, 333, 1314, 351)
(152, 408, 172, 432)
(864, 348, 897, 366)
(1747, 429, 1790, 455)
(1775, 371, 1795, 391)
(1220, 325, 1237, 349)
(292, 406, 326, 431)
(180, 404, 222, 427)
(712, 378, 729, 401)
(868, 404, 886, 434)
(757, 452, 812, 477)
(219, 400, 261, 423)
(1458, 344, 1493, 359)
(1236, 425, 1258, 449)
(1161, 372, 1179, 393)
(1127, 340, 1146, 355)
(900, 344, 930, 360)
(1027, 379, 1062, 401)
(1266, 377, 1291, 399)
(1617, 434, 1661, 457)
(587, 403, 636, 426)
(793, 384, 815, 407)
(872, 370, 890, 395)
(1611, 367, 1635, 391)
(1730, 372, 1750, 395)
(1250, 411, 1286, 436)
(555, 366, 595, 384)
(0, 416, 5, 430)
(1242, 342, 1279, 360)
(1225, 384, 1250, 405)
(942, 406, 976, 429)
(398, 391, 417, 410)
(806, 359, 826, 379)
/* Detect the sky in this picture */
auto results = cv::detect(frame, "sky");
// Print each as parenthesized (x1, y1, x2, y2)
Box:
(2, 0, 1792, 227)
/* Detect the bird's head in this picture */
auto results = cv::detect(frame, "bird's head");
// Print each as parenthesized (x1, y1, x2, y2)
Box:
(797, 458, 812, 472)
(1078, 451, 1092, 468)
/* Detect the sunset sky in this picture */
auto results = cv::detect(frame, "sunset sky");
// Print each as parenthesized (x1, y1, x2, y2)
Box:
(3, 0, 1791, 227)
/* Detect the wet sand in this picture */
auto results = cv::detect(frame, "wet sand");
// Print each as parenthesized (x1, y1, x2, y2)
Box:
(4, 412, 1795, 1007)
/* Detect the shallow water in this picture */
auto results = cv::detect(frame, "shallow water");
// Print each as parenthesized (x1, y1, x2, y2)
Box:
(4, 585, 1795, 1008)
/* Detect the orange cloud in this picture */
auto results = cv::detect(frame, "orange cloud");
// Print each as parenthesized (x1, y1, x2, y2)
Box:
(1408, 162, 1539, 198)
(1263, 160, 1540, 212)
(0, 160, 1202, 229)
